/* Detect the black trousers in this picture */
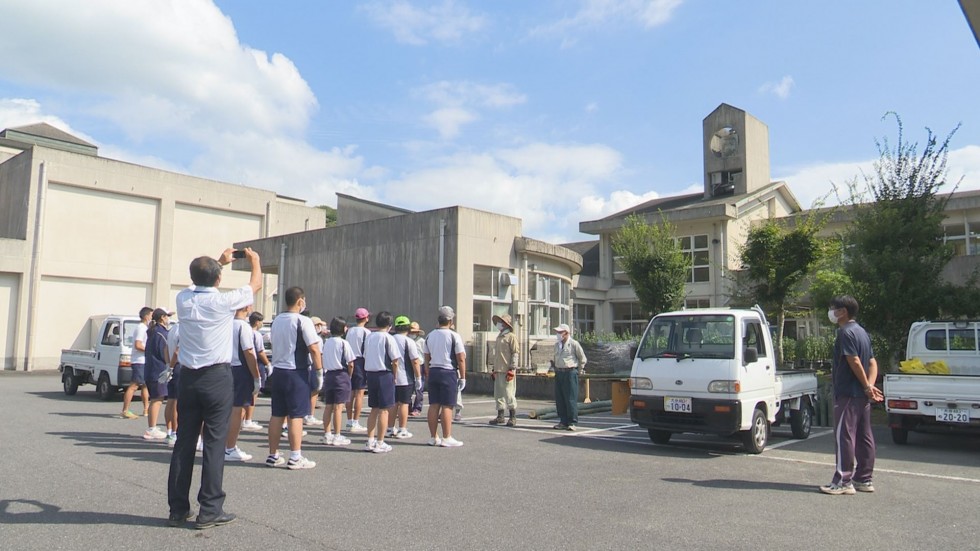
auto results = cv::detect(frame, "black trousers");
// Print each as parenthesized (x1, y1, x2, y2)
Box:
(167, 363, 233, 518)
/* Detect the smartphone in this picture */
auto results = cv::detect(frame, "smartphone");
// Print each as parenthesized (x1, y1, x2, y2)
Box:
(232, 250, 246, 259)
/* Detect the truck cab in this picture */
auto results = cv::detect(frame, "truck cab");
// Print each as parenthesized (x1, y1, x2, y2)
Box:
(60, 315, 139, 400)
(629, 308, 817, 453)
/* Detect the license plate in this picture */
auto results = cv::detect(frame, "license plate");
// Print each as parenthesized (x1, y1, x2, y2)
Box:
(936, 408, 970, 423)
(664, 396, 692, 413)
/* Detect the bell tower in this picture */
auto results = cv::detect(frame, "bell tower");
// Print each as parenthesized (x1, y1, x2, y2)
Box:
(702, 104, 771, 200)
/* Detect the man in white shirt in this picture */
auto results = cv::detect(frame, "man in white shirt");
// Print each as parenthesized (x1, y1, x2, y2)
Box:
(425, 306, 466, 447)
(552, 324, 587, 431)
(265, 286, 322, 470)
(121, 307, 152, 419)
(167, 247, 260, 530)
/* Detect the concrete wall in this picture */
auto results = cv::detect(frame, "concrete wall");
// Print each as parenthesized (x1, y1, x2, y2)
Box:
(0, 272, 19, 369)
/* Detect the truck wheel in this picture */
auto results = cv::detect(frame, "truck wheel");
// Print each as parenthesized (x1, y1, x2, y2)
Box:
(647, 429, 672, 445)
(891, 427, 909, 445)
(789, 398, 812, 439)
(741, 408, 769, 454)
(62, 368, 79, 396)
(96, 372, 114, 401)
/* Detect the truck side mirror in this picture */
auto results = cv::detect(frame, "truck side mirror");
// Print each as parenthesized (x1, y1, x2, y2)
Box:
(629, 344, 638, 360)
(743, 347, 758, 364)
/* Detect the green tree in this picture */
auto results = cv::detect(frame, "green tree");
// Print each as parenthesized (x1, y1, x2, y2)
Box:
(611, 214, 690, 317)
(317, 205, 337, 227)
(843, 114, 963, 368)
(739, 216, 825, 365)
(806, 239, 853, 317)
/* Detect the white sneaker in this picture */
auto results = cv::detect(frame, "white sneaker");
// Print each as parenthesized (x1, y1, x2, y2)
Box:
(286, 456, 316, 470)
(385, 428, 395, 438)
(282, 428, 309, 437)
(241, 420, 263, 432)
(224, 447, 252, 462)
(394, 428, 413, 439)
(345, 419, 354, 429)
(439, 436, 464, 448)
(372, 441, 392, 454)
(166, 434, 177, 448)
(321, 433, 335, 445)
(363, 440, 377, 452)
(349, 421, 367, 434)
(142, 427, 167, 441)
(303, 415, 323, 427)
(265, 454, 285, 467)
(427, 436, 442, 446)
(330, 435, 351, 446)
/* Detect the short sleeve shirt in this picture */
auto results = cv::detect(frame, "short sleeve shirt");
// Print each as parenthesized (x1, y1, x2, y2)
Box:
(322, 336, 355, 372)
(832, 321, 875, 398)
(346, 325, 370, 358)
(393, 333, 421, 385)
(426, 328, 465, 370)
(131, 322, 148, 365)
(251, 330, 266, 365)
(230, 319, 255, 367)
(270, 312, 320, 370)
(175, 285, 254, 369)
(364, 330, 401, 373)
(166, 324, 180, 366)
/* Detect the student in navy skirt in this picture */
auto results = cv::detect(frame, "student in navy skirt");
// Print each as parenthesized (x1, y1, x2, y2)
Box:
(321, 317, 355, 447)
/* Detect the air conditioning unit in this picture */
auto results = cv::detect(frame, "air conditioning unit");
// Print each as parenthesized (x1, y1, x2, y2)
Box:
(500, 272, 518, 287)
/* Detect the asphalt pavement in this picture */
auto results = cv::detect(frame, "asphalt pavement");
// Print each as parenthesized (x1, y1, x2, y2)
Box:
(1, 372, 978, 551)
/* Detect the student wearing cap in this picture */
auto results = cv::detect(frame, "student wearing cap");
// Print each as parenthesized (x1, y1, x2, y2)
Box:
(409, 322, 426, 416)
(121, 306, 152, 419)
(242, 311, 269, 431)
(265, 286, 322, 470)
(143, 308, 173, 440)
(224, 304, 259, 462)
(362, 311, 400, 453)
(490, 314, 520, 427)
(387, 315, 422, 439)
(552, 323, 587, 431)
(321, 316, 354, 446)
(425, 306, 466, 447)
(304, 316, 328, 428)
(167, 247, 260, 530)
(345, 307, 371, 434)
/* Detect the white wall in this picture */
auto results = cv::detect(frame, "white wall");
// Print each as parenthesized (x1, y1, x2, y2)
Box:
(0, 272, 18, 369)
(171, 203, 262, 290)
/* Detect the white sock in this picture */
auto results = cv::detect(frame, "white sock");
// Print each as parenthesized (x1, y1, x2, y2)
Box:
(289, 450, 302, 461)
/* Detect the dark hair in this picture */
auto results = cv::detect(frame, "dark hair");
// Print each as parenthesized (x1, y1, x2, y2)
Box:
(375, 311, 393, 329)
(394, 324, 410, 333)
(249, 311, 264, 326)
(284, 286, 305, 307)
(437, 314, 452, 326)
(139, 306, 153, 320)
(830, 295, 859, 319)
(329, 316, 348, 336)
(189, 256, 222, 287)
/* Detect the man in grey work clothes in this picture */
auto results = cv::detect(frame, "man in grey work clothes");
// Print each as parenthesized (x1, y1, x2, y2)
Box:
(820, 295, 883, 496)
(167, 247, 261, 529)
(552, 323, 587, 431)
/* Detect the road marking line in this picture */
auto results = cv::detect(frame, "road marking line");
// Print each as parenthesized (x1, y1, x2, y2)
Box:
(764, 429, 834, 449)
(754, 454, 980, 484)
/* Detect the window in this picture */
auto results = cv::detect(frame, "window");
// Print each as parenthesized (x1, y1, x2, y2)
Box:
(122, 321, 139, 347)
(611, 302, 647, 338)
(473, 265, 513, 331)
(678, 234, 710, 283)
(950, 329, 977, 351)
(101, 321, 121, 346)
(528, 273, 571, 336)
(742, 321, 767, 357)
(612, 256, 631, 286)
(637, 314, 735, 360)
(473, 300, 512, 332)
(684, 297, 711, 309)
(574, 304, 595, 335)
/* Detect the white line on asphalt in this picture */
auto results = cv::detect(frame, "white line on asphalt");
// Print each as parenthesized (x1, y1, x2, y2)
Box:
(754, 454, 980, 484)
(764, 429, 834, 449)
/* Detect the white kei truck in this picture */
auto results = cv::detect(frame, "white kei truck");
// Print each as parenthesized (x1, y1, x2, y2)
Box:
(59, 315, 140, 400)
(629, 307, 819, 453)
(885, 320, 980, 444)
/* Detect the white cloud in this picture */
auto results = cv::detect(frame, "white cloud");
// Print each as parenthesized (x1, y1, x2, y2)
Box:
(533, 0, 684, 39)
(379, 142, 623, 239)
(578, 189, 662, 220)
(759, 75, 795, 100)
(585, 102, 599, 114)
(0, 98, 92, 141)
(361, 0, 486, 45)
(775, 144, 980, 210)
(415, 80, 526, 139)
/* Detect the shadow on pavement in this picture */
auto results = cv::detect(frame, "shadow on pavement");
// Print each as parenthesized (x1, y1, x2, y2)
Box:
(27, 391, 122, 402)
(661, 477, 817, 493)
(0, 499, 160, 527)
(47, 431, 173, 464)
(537, 430, 727, 460)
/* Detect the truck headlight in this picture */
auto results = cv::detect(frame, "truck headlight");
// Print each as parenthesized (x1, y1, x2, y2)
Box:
(708, 380, 740, 393)
(630, 377, 653, 390)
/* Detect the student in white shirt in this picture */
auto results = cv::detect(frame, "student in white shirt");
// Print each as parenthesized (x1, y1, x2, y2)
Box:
(345, 308, 371, 433)
(362, 311, 400, 453)
(425, 306, 466, 448)
(320, 316, 355, 447)
(387, 316, 421, 439)
(121, 307, 152, 419)
(224, 305, 259, 462)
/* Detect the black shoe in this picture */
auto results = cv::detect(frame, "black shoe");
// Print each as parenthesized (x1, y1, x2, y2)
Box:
(195, 512, 237, 530)
(167, 510, 194, 527)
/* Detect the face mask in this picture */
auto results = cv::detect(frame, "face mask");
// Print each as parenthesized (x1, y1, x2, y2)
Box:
(827, 309, 838, 324)
(496, 323, 505, 332)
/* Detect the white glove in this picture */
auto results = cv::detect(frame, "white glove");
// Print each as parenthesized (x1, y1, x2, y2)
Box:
(157, 368, 172, 384)
(315, 370, 324, 391)
(415, 378, 423, 391)
(253, 378, 261, 395)
(457, 378, 466, 392)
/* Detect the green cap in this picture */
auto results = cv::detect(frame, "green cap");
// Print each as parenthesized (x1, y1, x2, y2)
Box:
(394, 315, 411, 327)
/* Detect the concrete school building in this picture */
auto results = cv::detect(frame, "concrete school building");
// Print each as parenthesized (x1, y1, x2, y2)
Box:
(0, 123, 325, 370)
(236, 193, 584, 372)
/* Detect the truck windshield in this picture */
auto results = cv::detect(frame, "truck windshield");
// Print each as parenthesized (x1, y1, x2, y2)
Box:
(636, 315, 735, 360)
(122, 321, 139, 347)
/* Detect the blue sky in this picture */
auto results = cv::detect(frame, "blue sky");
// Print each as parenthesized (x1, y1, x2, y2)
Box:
(1, 1, 978, 243)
